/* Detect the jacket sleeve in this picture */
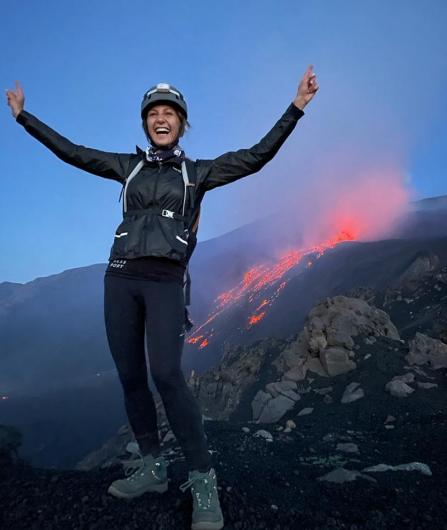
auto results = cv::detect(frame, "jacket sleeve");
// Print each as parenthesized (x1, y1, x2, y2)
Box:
(16, 110, 133, 183)
(196, 103, 304, 192)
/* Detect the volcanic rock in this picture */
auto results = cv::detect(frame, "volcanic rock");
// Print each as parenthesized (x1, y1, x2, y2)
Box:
(251, 390, 273, 421)
(341, 382, 365, 404)
(405, 332, 447, 370)
(417, 382, 438, 389)
(297, 407, 314, 416)
(362, 462, 432, 476)
(274, 296, 400, 382)
(320, 346, 357, 376)
(397, 251, 441, 288)
(336, 442, 359, 454)
(187, 338, 283, 420)
(255, 394, 296, 424)
(385, 379, 415, 398)
(317, 467, 376, 484)
(265, 380, 299, 399)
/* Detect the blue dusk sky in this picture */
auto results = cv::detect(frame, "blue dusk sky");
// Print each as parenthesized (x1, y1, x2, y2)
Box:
(1, 0, 446, 283)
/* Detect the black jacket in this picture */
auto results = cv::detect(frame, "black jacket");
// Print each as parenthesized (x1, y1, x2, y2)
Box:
(16, 103, 304, 264)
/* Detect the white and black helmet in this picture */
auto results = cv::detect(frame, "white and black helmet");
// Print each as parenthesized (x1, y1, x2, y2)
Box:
(141, 83, 188, 120)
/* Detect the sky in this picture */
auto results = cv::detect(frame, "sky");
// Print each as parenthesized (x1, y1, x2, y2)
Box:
(1, 0, 447, 284)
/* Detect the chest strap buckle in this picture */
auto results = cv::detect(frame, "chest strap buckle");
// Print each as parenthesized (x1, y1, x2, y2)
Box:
(162, 209, 175, 219)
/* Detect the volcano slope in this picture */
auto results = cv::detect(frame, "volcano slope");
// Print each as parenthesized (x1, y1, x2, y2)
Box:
(1, 269, 446, 529)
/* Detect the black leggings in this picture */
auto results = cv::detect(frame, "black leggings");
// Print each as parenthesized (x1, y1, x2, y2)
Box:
(103, 274, 211, 472)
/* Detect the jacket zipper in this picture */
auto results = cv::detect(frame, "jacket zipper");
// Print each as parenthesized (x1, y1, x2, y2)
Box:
(151, 162, 162, 205)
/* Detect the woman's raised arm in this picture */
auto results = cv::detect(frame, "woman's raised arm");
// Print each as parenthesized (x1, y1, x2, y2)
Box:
(196, 65, 319, 192)
(6, 81, 134, 183)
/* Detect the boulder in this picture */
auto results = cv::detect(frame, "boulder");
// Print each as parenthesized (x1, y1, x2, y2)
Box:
(406, 333, 447, 370)
(256, 394, 296, 424)
(265, 380, 298, 398)
(397, 252, 440, 286)
(304, 357, 328, 377)
(251, 390, 272, 421)
(320, 347, 357, 376)
(274, 295, 399, 386)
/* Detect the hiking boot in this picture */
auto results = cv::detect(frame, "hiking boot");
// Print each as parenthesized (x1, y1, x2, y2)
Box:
(107, 451, 169, 499)
(179, 467, 224, 530)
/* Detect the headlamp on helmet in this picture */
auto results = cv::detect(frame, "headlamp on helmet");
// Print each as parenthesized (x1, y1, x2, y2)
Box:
(141, 83, 188, 120)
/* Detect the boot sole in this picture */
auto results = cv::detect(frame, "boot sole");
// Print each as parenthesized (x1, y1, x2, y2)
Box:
(107, 480, 168, 499)
(191, 520, 224, 530)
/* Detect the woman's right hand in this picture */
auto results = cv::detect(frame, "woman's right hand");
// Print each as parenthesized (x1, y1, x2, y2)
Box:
(6, 80, 25, 118)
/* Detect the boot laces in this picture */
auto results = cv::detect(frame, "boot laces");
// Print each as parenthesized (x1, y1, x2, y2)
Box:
(179, 469, 217, 510)
(121, 453, 145, 477)
(120, 452, 167, 479)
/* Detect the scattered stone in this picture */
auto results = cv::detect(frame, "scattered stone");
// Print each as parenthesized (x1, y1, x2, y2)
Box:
(336, 443, 359, 454)
(317, 467, 376, 484)
(313, 386, 333, 395)
(253, 430, 273, 442)
(296, 407, 313, 418)
(385, 380, 415, 398)
(404, 366, 435, 379)
(341, 382, 365, 403)
(362, 462, 432, 476)
(265, 380, 298, 398)
(251, 390, 272, 421)
(256, 394, 296, 423)
(406, 333, 447, 370)
(391, 373, 415, 384)
(417, 382, 438, 389)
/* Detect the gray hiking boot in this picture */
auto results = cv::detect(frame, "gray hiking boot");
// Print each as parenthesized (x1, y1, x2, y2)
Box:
(107, 451, 169, 499)
(179, 467, 224, 530)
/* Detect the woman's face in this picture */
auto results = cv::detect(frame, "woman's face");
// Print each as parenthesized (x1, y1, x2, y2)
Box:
(146, 104, 182, 148)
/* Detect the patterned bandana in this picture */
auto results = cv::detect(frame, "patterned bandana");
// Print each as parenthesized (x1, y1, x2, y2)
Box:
(145, 145, 186, 165)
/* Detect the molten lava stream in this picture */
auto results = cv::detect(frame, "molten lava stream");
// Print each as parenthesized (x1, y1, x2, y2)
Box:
(188, 229, 356, 341)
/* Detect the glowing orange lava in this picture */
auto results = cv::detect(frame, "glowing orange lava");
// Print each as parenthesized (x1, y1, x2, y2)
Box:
(187, 229, 356, 346)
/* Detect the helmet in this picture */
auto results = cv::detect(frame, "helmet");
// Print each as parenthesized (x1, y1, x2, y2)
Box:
(141, 83, 188, 120)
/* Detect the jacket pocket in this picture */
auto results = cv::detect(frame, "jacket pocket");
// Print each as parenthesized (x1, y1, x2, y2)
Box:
(153, 215, 189, 260)
(111, 215, 146, 257)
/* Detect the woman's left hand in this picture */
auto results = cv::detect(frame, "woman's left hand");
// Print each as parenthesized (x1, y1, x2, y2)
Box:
(293, 65, 319, 110)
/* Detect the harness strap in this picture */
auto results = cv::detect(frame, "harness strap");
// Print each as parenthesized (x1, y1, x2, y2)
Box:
(124, 206, 187, 221)
(119, 159, 145, 213)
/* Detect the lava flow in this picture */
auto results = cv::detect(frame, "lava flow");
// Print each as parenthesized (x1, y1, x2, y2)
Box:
(186, 229, 356, 348)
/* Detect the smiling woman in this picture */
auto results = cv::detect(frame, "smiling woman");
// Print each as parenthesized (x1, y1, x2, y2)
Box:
(6, 69, 318, 530)
(141, 83, 190, 147)
(146, 105, 182, 147)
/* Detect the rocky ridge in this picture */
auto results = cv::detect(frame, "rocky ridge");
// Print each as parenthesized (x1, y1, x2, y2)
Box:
(1, 260, 447, 529)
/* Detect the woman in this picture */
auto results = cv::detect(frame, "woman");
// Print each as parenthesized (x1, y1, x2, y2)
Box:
(6, 67, 318, 530)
